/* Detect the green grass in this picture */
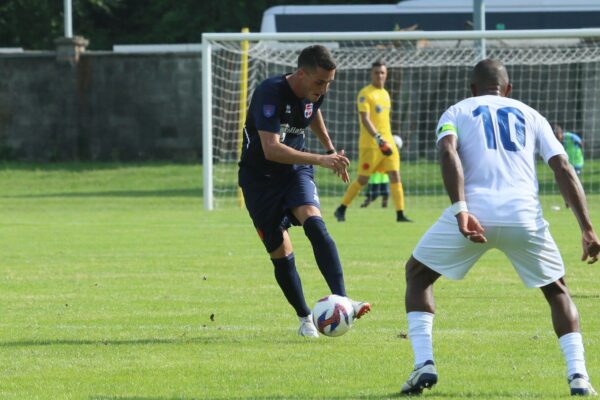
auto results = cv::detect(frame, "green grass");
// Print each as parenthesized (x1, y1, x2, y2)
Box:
(1, 162, 599, 399)
(213, 158, 600, 207)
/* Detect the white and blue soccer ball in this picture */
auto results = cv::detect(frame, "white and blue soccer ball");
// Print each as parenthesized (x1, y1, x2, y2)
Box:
(312, 294, 353, 337)
(393, 135, 403, 149)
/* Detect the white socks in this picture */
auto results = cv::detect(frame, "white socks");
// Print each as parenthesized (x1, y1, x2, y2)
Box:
(407, 311, 435, 368)
(560, 332, 588, 379)
(407, 315, 589, 379)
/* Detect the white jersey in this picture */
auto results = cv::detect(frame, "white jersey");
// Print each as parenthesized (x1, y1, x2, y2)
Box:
(436, 95, 566, 227)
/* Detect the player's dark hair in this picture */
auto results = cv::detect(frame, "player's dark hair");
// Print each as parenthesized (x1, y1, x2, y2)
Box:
(298, 45, 336, 71)
(372, 60, 386, 68)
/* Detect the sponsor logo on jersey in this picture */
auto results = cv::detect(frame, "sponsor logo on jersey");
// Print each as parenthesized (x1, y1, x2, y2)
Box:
(279, 124, 305, 142)
(304, 103, 313, 118)
(286, 126, 305, 135)
(263, 104, 276, 118)
(359, 96, 366, 103)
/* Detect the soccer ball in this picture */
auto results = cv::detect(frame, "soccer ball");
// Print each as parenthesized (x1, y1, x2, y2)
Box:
(312, 294, 353, 337)
(393, 135, 403, 149)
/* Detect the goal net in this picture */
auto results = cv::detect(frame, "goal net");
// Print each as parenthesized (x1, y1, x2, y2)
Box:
(202, 30, 600, 210)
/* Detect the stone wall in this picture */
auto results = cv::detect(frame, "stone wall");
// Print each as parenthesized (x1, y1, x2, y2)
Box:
(0, 49, 202, 161)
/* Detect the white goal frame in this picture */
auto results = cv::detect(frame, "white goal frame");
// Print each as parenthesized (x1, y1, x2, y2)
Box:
(202, 28, 600, 210)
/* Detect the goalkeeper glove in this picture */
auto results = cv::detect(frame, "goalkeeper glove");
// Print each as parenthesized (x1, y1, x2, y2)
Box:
(374, 134, 393, 156)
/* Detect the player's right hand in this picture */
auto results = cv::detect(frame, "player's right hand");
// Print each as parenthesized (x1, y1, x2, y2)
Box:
(320, 151, 350, 183)
(581, 229, 600, 264)
(456, 212, 487, 243)
(375, 134, 393, 156)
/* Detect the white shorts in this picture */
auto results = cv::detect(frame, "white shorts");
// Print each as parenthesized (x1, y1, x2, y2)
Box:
(412, 212, 565, 288)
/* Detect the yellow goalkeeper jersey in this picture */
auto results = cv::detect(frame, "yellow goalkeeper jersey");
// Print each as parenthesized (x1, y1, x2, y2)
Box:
(357, 84, 392, 150)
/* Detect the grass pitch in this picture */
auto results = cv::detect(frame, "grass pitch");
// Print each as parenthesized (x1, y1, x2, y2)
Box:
(1, 162, 599, 399)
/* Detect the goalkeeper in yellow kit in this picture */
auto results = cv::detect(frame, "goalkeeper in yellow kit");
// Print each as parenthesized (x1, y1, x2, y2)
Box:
(334, 60, 412, 222)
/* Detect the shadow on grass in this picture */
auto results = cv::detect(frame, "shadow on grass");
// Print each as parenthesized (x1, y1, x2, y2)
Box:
(0, 332, 327, 348)
(90, 394, 405, 400)
(0, 162, 196, 172)
(1, 188, 202, 199)
(0, 336, 232, 347)
(89, 392, 552, 400)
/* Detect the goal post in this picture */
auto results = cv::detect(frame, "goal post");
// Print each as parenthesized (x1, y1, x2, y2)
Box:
(202, 28, 600, 210)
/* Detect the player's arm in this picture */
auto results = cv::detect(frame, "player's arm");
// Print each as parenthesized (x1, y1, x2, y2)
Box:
(359, 111, 378, 138)
(309, 109, 336, 153)
(549, 154, 599, 263)
(439, 135, 486, 243)
(574, 134, 584, 150)
(309, 110, 350, 182)
(258, 131, 350, 182)
(438, 135, 464, 204)
(360, 111, 392, 156)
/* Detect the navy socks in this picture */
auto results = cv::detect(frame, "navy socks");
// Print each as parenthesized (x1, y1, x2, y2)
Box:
(272, 253, 311, 317)
(303, 216, 347, 296)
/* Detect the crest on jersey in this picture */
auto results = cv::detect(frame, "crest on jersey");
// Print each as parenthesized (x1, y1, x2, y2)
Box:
(285, 104, 291, 114)
(375, 105, 383, 113)
(304, 103, 313, 118)
(263, 104, 276, 118)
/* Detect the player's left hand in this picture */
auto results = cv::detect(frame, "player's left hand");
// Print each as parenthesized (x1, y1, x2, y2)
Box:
(375, 134, 393, 156)
(337, 149, 350, 183)
(320, 150, 350, 183)
(456, 212, 487, 243)
(581, 229, 600, 264)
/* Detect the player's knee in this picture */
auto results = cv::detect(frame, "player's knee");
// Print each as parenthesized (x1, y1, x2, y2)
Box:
(303, 216, 331, 242)
(406, 257, 439, 285)
(263, 230, 285, 254)
(541, 277, 570, 299)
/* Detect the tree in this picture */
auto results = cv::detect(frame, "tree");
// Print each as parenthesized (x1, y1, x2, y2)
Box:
(0, 0, 399, 50)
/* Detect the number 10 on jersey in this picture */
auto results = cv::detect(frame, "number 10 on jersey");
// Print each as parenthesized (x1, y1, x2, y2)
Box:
(473, 106, 526, 152)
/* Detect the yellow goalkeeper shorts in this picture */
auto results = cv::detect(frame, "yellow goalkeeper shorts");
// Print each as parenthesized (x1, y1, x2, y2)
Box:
(357, 147, 400, 176)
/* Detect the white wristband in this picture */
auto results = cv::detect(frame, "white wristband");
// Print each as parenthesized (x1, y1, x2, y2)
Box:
(450, 201, 468, 215)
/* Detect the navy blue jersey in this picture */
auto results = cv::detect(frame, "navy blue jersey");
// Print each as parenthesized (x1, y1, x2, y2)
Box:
(239, 74, 324, 182)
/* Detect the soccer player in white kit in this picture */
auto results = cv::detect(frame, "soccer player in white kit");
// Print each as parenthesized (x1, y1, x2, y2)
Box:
(400, 59, 600, 396)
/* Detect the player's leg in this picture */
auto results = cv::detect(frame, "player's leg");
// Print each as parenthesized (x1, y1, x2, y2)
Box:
(401, 257, 440, 395)
(266, 230, 319, 338)
(335, 174, 369, 221)
(385, 150, 412, 222)
(401, 216, 486, 395)
(379, 174, 389, 207)
(335, 149, 379, 222)
(293, 204, 346, 297)
(240, 178, 316, 336)
(360, 176, 377, 208)
(500, 225, 595, 395)
(541, 279, 596, 395)
(264, 229, 310, 312)
(290, 203, 371, 319)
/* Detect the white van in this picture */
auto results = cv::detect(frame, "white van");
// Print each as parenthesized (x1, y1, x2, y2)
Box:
(261, 0, 600, 33)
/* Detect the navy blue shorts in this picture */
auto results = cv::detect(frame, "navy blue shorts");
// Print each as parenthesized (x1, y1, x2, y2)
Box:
(239, 167, 320, 252)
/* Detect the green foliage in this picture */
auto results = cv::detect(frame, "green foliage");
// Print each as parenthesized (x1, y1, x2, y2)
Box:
(0, 0, 121, 49)
(0, 0, 399, 50)
(0, 162, 599, 398)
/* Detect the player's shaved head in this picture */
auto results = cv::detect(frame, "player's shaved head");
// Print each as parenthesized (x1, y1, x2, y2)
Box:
(470, 59, 511, 97)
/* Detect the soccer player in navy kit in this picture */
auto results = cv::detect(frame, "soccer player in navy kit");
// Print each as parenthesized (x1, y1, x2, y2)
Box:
(239, 45, 371, 337)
